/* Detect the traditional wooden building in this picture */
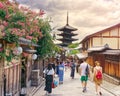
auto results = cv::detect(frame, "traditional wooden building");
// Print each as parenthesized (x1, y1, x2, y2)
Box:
(57, 12, 78, 47)
(0, 41, 22, 96)
(19, 38, 40, 96)
(80, 23, 120, 85)
(0, 37, 40, 96)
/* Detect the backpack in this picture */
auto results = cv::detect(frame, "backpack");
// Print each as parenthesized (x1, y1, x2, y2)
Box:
(96, 70, 102, 79)
(85, 64, 89, 76)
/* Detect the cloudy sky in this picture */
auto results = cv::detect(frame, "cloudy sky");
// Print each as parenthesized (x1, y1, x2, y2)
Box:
(16, 0, 120, 42)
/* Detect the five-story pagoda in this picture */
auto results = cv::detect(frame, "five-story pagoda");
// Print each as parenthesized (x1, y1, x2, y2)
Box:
(57, 13, 78, 47)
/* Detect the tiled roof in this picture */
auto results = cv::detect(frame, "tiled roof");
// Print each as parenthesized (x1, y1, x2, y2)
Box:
(102, 50, 120, 55)
(75, 53, 88, 59)
(87, 44, 109, 52)
(58, 24, 77, 31)
(80, 23, 120, 43)
(22, 46, 37, 54)
(18, 37, 39, 47)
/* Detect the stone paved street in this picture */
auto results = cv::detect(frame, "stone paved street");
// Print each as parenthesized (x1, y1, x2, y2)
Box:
(33, 69, 118, 96)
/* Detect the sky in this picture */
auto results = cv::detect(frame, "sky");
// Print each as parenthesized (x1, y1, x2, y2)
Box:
(16, 0, 120, 42)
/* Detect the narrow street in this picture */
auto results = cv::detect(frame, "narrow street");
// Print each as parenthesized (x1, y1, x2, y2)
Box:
(33, 69, 115, 96)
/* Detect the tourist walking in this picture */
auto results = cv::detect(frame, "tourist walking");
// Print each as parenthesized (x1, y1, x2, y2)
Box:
(79, 59, 90, 92)
(70, 60, 76, 79)
(43, 63, 55, 95)
(93, 61, 103, 95)
(58, 61, 64, 84)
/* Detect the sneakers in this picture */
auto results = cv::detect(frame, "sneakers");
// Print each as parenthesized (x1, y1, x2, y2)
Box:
(95, 92, 98, 95)
(99, 92, 102, 95)
(82, 87, 87, 92)
(48, 93, 51, 96)
(95, 91, 102, 95)
(45, 91, 48, 95)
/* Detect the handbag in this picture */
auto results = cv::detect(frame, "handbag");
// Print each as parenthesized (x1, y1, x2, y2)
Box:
(52, 81, 56, 88)
(52, 79, 58, 88)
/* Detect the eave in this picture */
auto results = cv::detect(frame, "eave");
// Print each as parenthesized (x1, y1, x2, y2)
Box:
(80, 23, 120, 43)
(58, 24, 77, 31)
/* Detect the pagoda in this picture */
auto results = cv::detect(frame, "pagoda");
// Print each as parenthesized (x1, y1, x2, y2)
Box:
(57, 12, 78, 47)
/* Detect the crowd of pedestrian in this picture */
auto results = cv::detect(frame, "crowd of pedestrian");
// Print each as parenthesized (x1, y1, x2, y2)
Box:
(43, 58, 103, 96)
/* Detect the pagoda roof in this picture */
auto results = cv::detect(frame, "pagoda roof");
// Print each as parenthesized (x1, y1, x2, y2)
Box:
(57, 33, 78, 36)
(58, 24, 77, 31)
(57, 43, 70, 47)
(57, 38, 78, 41)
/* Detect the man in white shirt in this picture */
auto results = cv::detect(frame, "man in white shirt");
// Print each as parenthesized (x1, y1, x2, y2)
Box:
(79, 59, 90, 92)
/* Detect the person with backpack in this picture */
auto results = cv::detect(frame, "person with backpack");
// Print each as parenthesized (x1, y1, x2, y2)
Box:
(93, 61, 103, 95)
(79, 58, 90, 92)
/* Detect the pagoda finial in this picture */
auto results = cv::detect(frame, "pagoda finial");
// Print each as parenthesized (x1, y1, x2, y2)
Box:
(67, 11, 69, 25)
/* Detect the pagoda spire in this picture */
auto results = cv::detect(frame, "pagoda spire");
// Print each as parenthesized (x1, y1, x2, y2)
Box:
(67, 11, 69, 25)
(57, 12, 78, 47)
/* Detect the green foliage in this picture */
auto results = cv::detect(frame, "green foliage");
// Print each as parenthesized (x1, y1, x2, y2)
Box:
(67, 43, 80, 56)
(6, 53, 13, 62)
(8, 22, 23, 29)
(37, 18, 60, 58)
(0, 9, 6, 20)
(69, 49, 79, 55)
(68, 43, 79, 48)
(3, 30, 19, 45)
(9, 12, 26, 23)
(0, 50, 5, 59)
(0, 49, 15, 62)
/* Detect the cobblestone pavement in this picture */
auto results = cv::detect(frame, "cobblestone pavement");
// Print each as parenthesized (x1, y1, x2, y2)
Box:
(33, 69, 119, 96)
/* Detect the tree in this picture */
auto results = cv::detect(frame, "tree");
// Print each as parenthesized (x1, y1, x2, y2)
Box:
(68, 43, 80, 55)
(36, 18, 60, 58)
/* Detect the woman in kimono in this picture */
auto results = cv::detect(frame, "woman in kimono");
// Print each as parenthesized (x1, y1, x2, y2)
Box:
(58, 61, 64, 84)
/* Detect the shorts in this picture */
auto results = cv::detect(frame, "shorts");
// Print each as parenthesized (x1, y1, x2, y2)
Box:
(80, 76, 88, 82)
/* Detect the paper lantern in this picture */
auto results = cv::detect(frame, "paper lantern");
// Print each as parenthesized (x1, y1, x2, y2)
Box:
(0, 43, 2, 48)
(13, 47, 23, 55)
(17, 47, 23, 54)
(32, 54, 37, 60)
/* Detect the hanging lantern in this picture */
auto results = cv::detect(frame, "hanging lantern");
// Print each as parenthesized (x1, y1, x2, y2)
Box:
(17, 47, 23, 54)
(13, 47, 23, 55)
(0, 43, 2, 48)
(32, 54, 37, 60)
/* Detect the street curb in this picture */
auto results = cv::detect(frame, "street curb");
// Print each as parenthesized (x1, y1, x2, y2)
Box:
(89, 79, 117, 96)
(29, 81, 45, 96)
(101, 86, 117, 96)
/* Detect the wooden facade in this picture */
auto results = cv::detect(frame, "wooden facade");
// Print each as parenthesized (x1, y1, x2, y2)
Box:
(81, 23, 120, 50)
(102, 50, 120, 79)
(0, 56, 4, 96)
(3, 42, 21, 96)
(88, 52, 105, 72)
(80, 23, 120, 83)
(0, 38, 40, 96)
